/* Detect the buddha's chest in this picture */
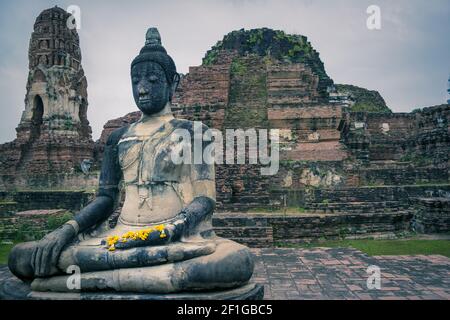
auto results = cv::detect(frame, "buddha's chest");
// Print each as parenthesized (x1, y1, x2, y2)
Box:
(117, 128, 187, 185)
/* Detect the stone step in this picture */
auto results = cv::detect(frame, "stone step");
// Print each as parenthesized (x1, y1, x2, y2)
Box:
(226, 237, 273, 248)
(307, 201, 403, 207)
(214, 226, 273, 238)
(225, 195, 271, 201)
(0, 211, 16, 218)
(305, 201, 408, 213)
(0, 202, 18, 217)
(358, 166, 449, 185)
(307, 185, 450, 203)
(214, 211, 413, 245)
(308, 208, 411, 215)
(0, 229, 17, 237)
(213, 215, 269, 227)
(219, 206, 273, 213)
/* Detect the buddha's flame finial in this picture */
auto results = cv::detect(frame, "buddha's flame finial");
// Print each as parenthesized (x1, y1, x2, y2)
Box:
(145, 27, 161, 46)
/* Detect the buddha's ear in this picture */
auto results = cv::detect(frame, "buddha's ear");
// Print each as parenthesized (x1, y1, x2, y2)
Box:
(171, 73, 180, 95)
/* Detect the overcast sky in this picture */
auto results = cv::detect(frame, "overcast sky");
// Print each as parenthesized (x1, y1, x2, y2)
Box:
(0, 0, 449, 142)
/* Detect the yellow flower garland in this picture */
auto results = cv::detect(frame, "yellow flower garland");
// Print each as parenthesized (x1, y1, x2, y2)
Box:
(106, 224, 167, 251)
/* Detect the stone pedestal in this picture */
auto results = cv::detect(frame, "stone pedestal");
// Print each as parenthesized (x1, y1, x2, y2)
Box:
(0, 273, 263, 300)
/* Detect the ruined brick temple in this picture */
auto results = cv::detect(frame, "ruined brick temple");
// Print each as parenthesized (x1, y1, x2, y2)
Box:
(0, 7, 94, 189)
(0, 9, 449, 245)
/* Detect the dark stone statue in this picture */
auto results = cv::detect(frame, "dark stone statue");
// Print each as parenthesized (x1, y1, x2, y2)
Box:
(7, 28, 261, 299)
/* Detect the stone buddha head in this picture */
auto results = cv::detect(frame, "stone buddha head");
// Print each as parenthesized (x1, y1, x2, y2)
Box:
(131, 28, 180, 115)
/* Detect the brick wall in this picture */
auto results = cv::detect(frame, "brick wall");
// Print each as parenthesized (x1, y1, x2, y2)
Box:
(0, 191, 94, 212)
(412, 197, 450, 233)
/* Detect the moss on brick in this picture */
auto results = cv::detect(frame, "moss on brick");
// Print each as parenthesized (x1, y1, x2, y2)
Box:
(202, 28, 333, 99)
(336, 84, 391, 113)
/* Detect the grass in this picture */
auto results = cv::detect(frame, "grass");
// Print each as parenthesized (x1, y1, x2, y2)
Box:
(0, 201, 17, 205)
(0, 242, 15, 265)
(277, 239, 450, 257)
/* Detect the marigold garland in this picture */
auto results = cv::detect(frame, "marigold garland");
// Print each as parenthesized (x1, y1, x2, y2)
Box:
(106, 224, 166, 251)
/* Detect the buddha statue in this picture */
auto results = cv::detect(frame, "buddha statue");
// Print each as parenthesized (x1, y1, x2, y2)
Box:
(8, 28, 261, 299)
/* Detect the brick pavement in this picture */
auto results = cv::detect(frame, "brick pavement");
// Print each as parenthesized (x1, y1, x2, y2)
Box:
(251, 247, 450, 300)
(0, 247, 449, 300)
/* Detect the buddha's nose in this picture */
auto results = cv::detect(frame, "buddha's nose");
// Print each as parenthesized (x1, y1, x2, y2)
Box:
(138, 84, 148, 95)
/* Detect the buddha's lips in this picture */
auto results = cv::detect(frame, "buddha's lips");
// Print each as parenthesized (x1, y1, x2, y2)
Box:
(139, 91, 151, 100)
(139, 97, 151, 103)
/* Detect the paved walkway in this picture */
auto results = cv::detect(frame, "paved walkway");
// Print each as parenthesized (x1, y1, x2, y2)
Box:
(251, 248, 450, 300)
(1, 247, 449, 300)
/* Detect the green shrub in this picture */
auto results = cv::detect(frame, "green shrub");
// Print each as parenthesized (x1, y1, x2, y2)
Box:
(47, 212, 74, 230)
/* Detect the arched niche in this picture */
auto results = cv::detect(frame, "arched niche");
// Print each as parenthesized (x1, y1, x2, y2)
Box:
(31, 95, 44, 139)
(33, 69, 46, 82)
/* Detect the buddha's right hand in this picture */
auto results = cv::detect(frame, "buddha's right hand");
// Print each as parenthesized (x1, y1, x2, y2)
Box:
(31, 223, 77, 277)
(114, 227, 172, 250)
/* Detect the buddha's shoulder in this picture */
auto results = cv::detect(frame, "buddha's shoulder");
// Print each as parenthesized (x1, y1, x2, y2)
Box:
(169, 118, 210, 134)
(106, 125, 130, 146)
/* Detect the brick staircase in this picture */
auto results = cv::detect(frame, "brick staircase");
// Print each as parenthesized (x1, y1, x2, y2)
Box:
(218, 193, 273, 212)
(212, 213, 274, 247)
(353, 159, 450, 186)
(300, 185, 450, 219)
(305, 201, 409, 214)
(212, 185, 450, 246)
(212, 210, 412, 246)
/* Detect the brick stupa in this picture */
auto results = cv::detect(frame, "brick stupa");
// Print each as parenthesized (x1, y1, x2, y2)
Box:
(0, 6, 94, 189)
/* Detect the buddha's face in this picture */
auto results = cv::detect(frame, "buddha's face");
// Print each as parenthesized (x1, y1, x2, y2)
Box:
(131, 61, 170, 115)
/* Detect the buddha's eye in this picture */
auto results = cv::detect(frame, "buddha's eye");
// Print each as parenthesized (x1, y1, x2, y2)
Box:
(132, 77, 139, 84)
(148, 75, 158, 82)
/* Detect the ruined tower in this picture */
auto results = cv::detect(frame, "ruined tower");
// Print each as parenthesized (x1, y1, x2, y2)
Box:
(0, 6, 94, 188)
